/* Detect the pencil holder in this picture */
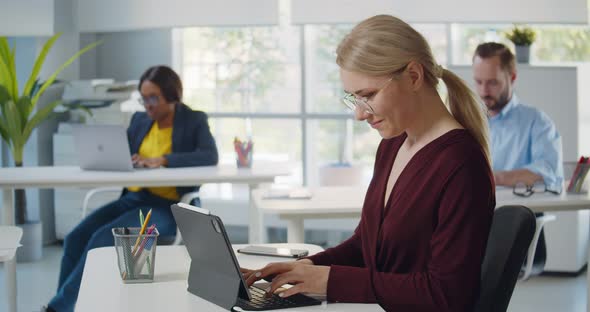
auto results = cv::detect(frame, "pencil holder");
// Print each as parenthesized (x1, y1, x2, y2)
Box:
(112, 227, 159, 283)
(566, 163, 590, 194)
(234, 138, 253, 168)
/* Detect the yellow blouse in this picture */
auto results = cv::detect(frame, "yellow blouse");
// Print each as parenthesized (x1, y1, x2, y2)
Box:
(127, 123, 178, 200)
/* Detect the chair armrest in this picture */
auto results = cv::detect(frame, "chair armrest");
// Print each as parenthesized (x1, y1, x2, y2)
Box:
(180, 191, 201, 206)
(82, 187, 123, 218)
(520, 214, 557, 281)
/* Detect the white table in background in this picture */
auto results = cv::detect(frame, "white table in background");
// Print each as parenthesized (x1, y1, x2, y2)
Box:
(254, 186, 590, 242)
(0, 164, 289, 312)
(0, 226, 22, 262)
(254, 186, 590, 311)
(0, 226, 22, 312)
(253, 186, 368, 243)
(76, 244, 384, 312)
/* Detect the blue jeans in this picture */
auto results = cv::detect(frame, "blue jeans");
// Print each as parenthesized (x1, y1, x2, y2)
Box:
(48, 190, 178, 312)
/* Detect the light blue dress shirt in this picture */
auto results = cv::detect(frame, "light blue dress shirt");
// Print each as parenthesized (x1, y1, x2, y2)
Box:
(488, 94, 564, 191)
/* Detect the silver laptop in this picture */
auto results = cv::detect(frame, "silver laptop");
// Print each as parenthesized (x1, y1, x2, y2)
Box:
(72, 124, 136, 171)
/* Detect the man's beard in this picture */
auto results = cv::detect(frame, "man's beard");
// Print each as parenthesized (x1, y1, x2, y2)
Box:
(483, 90, 511, 113)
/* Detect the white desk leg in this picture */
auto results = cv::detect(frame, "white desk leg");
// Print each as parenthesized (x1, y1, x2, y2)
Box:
(3, 188, 17, 312)
(2, 188, 14, 226)
(286, 217, 305, 244)
(248, 184, 265, 244)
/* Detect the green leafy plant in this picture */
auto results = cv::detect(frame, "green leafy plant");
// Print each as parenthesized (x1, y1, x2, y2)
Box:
(505, 25, 537, 46)
(0, 33, 100, 224)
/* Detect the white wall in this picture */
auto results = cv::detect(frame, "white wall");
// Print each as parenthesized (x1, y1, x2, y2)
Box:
(77, 0, 279, 32)
(291, 0, 588, 24)
(83, 30, 173, 81)
(40, 0, 80, 81)
(0, 0, 54, 36)
(79, 34, 99, 79)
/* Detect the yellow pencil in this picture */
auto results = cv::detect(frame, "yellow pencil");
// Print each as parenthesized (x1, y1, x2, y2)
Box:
(132, 209, 152, 254)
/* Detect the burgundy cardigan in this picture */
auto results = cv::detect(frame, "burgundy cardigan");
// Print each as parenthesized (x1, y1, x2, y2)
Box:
(307, 129, 495, 312)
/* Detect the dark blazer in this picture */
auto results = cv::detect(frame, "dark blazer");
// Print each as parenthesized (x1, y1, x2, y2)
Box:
(126, 103, 219, 198)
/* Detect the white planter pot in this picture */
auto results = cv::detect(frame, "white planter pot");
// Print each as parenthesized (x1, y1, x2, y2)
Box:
(516, 45, 531, 63)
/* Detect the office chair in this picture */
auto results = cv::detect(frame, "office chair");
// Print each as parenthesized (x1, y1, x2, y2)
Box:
(81, 188, 200, 245)
(474, 205, 536, 312)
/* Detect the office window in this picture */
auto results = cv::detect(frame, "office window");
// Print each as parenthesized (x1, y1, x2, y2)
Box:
(177, 27, 301, 114)
(414, 24, 449, 65)
(303, 24, 352, 114)
(451, 24, 590, 64)
(175, 23, 448, 186)
(175, 26, 304, 185)
(209, 118, 302, 182)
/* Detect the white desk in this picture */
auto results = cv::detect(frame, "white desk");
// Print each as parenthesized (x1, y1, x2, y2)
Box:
(0, 226, 22, 262)
(0, 164, 289, 312)
(76, 244, 384, 312)
(0, 226, 22, 312)
(254, 186, 590, 311)
(253, 186, 368, 243)
(254, 186, 590, 243)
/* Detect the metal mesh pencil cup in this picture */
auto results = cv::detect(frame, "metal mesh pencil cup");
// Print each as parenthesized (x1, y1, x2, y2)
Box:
(112, 227, 159, 283)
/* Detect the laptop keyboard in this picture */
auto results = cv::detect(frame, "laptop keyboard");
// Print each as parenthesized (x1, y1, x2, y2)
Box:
(236, 285, 322, 311)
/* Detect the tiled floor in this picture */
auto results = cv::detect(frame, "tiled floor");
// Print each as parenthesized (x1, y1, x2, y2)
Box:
(0, 242, 587, 312)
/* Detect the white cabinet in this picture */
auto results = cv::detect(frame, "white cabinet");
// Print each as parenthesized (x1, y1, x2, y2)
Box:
(53, 126, 120, 240)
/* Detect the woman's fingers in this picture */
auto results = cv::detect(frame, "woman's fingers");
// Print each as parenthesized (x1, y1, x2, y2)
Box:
(244, 262, 291, 287)
(245, 270, 263, 286)
(258, 262, 293, 279)
(268, 272, 301, 295)
(240, 267, 252, 274)
(240, 267, 256, 285)
(277, 284, 304, 298)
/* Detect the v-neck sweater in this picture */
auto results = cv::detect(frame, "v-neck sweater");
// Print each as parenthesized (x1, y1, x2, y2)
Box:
(307, 129, 495, 312)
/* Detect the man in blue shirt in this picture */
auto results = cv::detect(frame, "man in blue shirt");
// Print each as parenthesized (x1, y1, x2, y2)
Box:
(472, 42, 564, 192)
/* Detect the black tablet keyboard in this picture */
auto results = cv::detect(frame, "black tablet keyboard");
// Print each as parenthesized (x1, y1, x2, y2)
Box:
(235, 285, 322, 311)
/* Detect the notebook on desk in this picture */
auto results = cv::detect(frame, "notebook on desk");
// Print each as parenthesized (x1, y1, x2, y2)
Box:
(171, 203, 322, 311)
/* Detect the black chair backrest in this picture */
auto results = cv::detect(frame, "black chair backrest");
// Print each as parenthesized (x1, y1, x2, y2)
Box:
(474, 205, 536, 312)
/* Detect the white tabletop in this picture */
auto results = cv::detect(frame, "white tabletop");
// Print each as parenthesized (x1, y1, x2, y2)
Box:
(0, 226, 22, 262)
(254, 186, 590, 215)
(495, 187, 590, 212)
(0, 164, 290, 189)
(253, 186, 368, 215)
(76, 244, 384, 312)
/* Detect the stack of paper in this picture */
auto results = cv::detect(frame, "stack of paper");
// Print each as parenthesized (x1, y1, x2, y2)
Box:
(262, 187, 313, 200)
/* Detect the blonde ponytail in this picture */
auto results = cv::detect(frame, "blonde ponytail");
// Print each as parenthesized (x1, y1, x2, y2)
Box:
(440, 69, 491, 163)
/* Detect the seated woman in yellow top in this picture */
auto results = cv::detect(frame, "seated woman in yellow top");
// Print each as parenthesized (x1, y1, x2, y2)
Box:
(45, 65, 218, 312)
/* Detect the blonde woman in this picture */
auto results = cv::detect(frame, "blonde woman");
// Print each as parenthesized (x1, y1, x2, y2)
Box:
(243, 15, 495, 311)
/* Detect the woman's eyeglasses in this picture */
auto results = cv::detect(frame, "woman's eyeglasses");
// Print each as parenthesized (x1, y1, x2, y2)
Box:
(513, 181, 561, 197)
(341, 77, 393, 115)
(341, 64, 407, 115)
(138, 95, 159, 107)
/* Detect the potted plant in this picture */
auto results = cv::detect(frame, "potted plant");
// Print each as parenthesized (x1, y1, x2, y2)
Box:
(0, 33, 99, 261)
(505, 25, 536, 63)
